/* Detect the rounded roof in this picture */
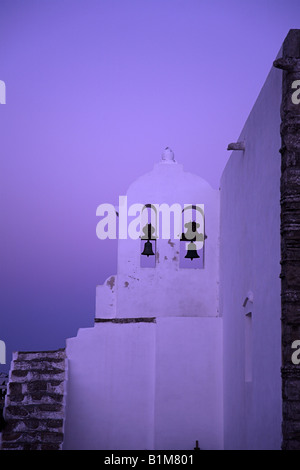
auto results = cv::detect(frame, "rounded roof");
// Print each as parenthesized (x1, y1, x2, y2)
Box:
(126, 150, 214, 205)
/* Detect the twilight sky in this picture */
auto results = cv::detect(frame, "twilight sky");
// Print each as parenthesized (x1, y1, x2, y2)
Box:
(0, 0, 299, 371)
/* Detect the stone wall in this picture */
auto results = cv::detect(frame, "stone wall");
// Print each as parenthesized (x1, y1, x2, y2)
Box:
(1, 349, 68, 450)
(274, 29, 300, 451)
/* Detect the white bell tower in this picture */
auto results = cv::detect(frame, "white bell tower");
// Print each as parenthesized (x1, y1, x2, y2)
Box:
(64, 150, 223, 450)
(96, 148, 220, 319)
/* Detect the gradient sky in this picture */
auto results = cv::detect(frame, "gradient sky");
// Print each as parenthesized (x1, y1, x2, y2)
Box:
(0, 0, 299, 372)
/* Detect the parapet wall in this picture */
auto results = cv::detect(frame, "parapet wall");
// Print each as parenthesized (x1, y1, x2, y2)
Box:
(220, 45, 282, 449)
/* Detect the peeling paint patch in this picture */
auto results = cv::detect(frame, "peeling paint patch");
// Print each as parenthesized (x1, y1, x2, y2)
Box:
(106, 276, 115, 290)
(168, 239, 175, 247)
(172, 256, 178, 261)
(156, 251, 160, 263)
(124, 281, 129, 288)
(164, 256, 168, 260)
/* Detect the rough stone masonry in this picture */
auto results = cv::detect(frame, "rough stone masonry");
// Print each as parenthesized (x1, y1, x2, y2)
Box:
(1, 349, 67, 450)
(274, 29, 300, 450)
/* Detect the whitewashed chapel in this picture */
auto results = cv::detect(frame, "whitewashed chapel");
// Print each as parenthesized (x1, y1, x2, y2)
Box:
(2, 29, 300, 451)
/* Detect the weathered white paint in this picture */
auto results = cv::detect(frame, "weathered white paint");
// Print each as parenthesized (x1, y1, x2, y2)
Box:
(220, 57, 282, 450)
(95, 275, 116, 319)
(63, 317, 223, 450)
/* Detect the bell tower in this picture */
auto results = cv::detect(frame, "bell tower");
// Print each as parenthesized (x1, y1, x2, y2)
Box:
(96, 148, 220, 319)
(64, 149, 223, 450)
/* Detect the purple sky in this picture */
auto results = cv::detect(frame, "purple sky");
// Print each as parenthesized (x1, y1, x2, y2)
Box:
(0, 0, 299, 371)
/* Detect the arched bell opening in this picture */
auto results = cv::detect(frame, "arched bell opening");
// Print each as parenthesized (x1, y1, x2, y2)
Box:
(179, 204, 205, 269)
(140, 204, 157, 268)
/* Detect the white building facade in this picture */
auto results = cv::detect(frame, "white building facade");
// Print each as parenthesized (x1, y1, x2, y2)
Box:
(63, 45, 284, 447)
(4, 28, 293, 449)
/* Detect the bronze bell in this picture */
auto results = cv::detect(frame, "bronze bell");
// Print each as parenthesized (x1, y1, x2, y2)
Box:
(181, 221, 204, 242)
(141, 240, 155, 257)
(185, 241, 200, 261)
(141, 223, 156, 240)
